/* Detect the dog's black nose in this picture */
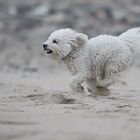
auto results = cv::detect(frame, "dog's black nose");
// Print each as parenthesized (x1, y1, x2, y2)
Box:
(43, 44, 48, 50)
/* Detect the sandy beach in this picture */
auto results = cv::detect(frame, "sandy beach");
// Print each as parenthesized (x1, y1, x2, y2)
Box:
(0, 66, 140, 140)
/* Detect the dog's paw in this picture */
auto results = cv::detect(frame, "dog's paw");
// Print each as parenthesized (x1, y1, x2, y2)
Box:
(70, 81, 84, 93)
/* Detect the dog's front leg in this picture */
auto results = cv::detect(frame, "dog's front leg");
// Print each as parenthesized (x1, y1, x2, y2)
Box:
(70, 73, 85, 93)
(86, 79, 97, 93)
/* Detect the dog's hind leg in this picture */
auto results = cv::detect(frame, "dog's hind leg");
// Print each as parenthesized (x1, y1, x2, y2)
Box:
(86, 78, 111, 96)
(97, 76, 116, 88)
(96, 65, 118, 88)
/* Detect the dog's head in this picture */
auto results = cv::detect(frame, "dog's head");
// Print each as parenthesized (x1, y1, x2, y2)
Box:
(43, 28, 88, 60)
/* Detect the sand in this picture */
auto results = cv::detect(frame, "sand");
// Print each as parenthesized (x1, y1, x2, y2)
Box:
(0, 66, 140, 140)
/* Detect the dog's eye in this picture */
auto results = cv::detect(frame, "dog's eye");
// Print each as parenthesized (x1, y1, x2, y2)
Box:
(53, 39, 58, 43)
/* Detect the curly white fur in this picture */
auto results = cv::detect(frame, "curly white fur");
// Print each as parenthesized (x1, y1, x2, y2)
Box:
(43, 27, 140, 93)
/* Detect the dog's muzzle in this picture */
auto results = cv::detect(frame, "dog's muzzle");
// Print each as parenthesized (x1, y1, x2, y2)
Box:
(43, 44, 53, 54)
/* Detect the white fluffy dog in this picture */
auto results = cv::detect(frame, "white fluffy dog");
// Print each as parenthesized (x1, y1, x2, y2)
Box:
(43, 27, 140, 93)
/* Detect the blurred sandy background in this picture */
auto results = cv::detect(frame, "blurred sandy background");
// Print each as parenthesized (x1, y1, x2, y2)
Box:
(0, 0, 140, 140)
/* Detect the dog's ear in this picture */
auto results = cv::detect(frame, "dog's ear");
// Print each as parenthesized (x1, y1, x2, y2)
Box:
(76, 33, 88, 47)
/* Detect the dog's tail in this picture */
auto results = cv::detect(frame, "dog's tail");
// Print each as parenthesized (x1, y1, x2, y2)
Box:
(119, 27, 140, 53)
